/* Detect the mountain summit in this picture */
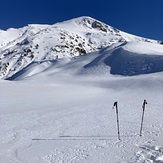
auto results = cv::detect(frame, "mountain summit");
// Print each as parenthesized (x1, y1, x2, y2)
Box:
(0, 16, 163, 80)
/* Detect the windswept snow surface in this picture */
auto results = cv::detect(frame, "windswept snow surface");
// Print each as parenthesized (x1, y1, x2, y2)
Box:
(1, 60, 163, 163)
(0, 16, 163, 163)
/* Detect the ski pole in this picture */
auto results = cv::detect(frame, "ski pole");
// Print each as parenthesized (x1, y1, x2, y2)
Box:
(113, 101, 120, 140)
(140, 99, 147, 136)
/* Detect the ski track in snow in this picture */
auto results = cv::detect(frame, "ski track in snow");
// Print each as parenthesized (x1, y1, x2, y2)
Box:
(0, 75, 163, 163)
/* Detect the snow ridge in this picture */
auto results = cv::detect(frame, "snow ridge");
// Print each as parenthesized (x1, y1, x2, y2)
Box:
(0, 16, 163, 79)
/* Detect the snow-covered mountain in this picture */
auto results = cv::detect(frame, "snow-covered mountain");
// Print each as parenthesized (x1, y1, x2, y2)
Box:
(1, 17, 163, 163)
(0, 16, 163, 80)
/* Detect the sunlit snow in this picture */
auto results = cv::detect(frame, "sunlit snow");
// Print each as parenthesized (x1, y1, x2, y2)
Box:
(0, 16, 163, 163)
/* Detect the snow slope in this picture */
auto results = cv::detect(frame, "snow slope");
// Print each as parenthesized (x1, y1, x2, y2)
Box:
(6, 41, 163, 80)
(0, 16, 161, 79)
(0, 16, 163, 163)
(0, 71, 163, 163)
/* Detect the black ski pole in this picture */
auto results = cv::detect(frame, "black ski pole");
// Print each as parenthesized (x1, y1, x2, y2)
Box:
(140, 99, 147, 136)
(113, 101, 120, 140)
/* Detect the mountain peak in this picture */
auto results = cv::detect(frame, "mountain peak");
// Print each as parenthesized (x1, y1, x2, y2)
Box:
(0, 16, 162, 80)
(57, 16, 116, 34)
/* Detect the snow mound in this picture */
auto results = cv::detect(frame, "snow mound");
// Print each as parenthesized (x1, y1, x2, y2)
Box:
(79, 42, 163, 76)
(105, 47, 163, 76)
(136, 145, 163, 162)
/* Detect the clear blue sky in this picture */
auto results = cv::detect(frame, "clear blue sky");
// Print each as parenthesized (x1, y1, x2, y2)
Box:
(1, 0, 163, 41)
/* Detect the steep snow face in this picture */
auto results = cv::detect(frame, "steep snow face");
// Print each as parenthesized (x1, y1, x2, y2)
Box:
(0, 28, 26, 48)
(0, 16, 162, 79)
(103, 42, 163, 76)
(7, 42, 163, 80)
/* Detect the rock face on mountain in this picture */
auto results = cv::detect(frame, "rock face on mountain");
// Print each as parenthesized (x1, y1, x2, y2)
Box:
(0, 16, 162, 79)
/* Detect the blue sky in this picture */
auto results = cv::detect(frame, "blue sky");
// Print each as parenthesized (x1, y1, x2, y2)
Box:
(1, 0, 163, 41)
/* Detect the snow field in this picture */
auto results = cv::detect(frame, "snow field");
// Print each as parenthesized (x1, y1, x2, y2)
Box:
(0, 73, 163, 162)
